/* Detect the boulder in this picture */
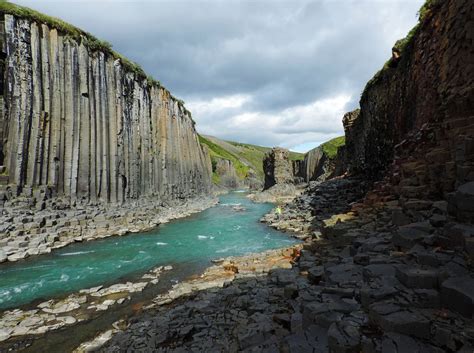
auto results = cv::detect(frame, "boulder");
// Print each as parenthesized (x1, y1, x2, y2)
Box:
(395, 266, 439, 289)
(393, 223, 432, 249)
(307, 266, 324, 284)
(328, 321, 361, 353)
(369, 302, 430, 339)
(440, 276, 474, 317)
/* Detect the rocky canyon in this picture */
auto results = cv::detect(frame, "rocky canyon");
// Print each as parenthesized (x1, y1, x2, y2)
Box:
(0, 0, 473, 352)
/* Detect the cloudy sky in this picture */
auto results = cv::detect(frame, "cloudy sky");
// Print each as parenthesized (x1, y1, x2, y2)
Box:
(15, 0, 424, 152)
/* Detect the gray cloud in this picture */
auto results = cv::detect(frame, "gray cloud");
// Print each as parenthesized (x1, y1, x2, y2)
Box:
(13, 0, 424, 151)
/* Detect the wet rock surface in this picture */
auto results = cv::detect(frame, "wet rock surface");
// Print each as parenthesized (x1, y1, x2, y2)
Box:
(96, 176, 474, 353)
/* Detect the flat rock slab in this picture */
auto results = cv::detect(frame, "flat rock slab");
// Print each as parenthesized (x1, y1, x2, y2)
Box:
(363, 264, 396, 281)
(369, 302, 430, 339)
(382, 332, 445, 353)
(325, 263, 362, 286)
(440, 276, 474, 317)
(328, 321, 361, 353)
(393, 223, 432, 249)
(395, 265, 439, 289)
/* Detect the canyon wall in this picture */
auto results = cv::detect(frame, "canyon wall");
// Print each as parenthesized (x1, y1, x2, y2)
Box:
(214, 158, 239, 188)
(301, 147, 326, 182)
(344, 0, 473, 201)
(0, 14, 212, 206)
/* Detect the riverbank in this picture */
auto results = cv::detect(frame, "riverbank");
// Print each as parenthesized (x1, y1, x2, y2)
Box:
(0, 191, 301, 351)
(0, 195, 218, 264)
(75, 245, 301, 352)
(96, 177, 474, 352)
(0, 244, 300, 350)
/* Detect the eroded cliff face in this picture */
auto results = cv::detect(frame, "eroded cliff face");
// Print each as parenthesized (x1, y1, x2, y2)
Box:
(263, 148, 295, 190)
(214, 158, 239, 188)
(0, 15, 212, 205)
(344, 0, 473, 201)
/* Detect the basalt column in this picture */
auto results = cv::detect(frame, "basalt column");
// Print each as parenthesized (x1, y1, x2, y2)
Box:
(0, 14, 212, 205)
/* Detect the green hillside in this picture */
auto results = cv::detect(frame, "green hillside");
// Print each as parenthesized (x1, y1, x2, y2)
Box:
(198, 135, 250, 183)
(198, 135, 304, 184)
(321, 136, 345, 159)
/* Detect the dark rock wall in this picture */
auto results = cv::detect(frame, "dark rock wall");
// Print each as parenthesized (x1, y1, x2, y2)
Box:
(301, 146, 345, 183)
(295, 145, 346, 184)
(0, 14, 212, 205)
(265, 145, 344, 189)
(344, 0, 474, 199)
(301, 147, 326, 182)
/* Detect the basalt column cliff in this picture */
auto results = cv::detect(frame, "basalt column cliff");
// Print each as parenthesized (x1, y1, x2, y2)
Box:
(0, 14, 212, 206)
(344, 0, 473, 199)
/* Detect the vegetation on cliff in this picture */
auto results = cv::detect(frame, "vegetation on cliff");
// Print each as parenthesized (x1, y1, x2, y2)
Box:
(320, 136, 345, 159)
(0, 0, 191, 116)
(198, 135, 251, 182)
(198, 135, 304, 185)
(361, 0, 443, 99)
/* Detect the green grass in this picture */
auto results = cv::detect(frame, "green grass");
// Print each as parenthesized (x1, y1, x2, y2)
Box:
(0, 0, 190, 115)
(212, 173, 221, 185)
(226, 142, 267, 178)
(361, 0, 441, 99)
(321, 136, 345, 159)
(418, 0, 441, 21)
(227, 141, 304, 178)
(198, 135, 250, 183)
(289, 151, 305, 161)
(199, 136, 304, 184)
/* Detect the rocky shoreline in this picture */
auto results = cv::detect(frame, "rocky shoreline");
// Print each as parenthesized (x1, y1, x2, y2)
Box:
(0, 195, 218, 264)
(0, 265, 174, 345)
(74, 246, 301, 352)
(0, 190, 296, 352)
(92, 176, 473, 353)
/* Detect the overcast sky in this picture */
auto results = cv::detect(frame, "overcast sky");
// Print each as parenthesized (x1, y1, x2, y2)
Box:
(14, 0, 424, 152)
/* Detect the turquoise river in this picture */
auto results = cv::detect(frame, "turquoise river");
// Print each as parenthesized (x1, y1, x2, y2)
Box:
(0, 191, 299, 310)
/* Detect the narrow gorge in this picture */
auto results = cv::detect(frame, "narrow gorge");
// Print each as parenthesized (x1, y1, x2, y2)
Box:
(0, 0, 473, 352)
(0, 7, 216, 265)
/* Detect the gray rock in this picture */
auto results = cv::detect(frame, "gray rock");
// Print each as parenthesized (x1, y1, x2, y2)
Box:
(412, 289, 440, 308)
(455, 182, 474, 212)
(325, 263, 362, 286)
(363, 264, 396, 281)
(328, 321, 361, 353)
(303, 301, 358, 329)
(393, 223, 432, 249)
(369, 302, 430, 339)
(395, 266, 439, 289)
(307, 266, 324, 284)
(382, 333, 444, 353)
(353, 253, 370, 266)
(392, 209, 412, 226)
(440, 276, 474, 317)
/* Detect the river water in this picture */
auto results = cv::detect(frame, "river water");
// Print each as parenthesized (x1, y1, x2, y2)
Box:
(0, 191, 299, 310)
